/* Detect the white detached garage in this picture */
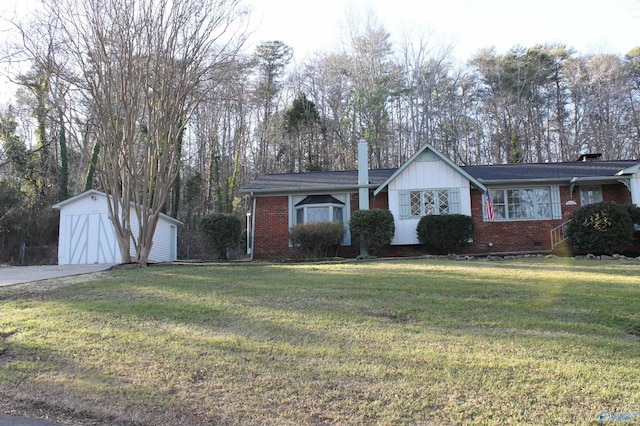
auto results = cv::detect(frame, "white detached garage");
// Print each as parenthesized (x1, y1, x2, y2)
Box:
(53, 189, 181, 265)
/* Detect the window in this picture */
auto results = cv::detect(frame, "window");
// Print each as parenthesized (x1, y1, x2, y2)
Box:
(489, 187, 559, 220)
(399, 188, 460, 219)
(580, 186, 603, 206)
(410, 190, 450, 216)
(295, 195, 344, 225)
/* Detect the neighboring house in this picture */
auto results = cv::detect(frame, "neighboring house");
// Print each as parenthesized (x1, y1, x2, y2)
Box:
(53, 189, 181, 265)
(241, 142, 640, 259)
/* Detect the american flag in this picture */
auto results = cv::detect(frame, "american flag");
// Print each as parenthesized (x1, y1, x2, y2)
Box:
(485, 191, 495, 221)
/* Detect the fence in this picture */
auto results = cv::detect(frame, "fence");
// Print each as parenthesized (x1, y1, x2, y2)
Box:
(18, 242, 58, 266)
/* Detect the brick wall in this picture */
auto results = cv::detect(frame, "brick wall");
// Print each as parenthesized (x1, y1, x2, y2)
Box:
(602, 184, 632, 204)
(252, 196, 293, 259)
(462, 183, 632, 255)
(251, 183, 634, 259)
(252, 191, 390, 259)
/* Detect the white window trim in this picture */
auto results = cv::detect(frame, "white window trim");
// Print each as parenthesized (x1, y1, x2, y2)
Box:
(288, 194, 352, 246)
(484, 185, 562, 221)
(399, 188, 460, 219)
(579, 185, 603, 206)
(295, 203, 344, 225)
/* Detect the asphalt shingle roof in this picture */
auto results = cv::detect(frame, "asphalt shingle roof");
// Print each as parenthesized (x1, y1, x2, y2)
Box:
(241, 169, 396, 192)
(241, 160, 640, 193)
(461, 160, 639, 181)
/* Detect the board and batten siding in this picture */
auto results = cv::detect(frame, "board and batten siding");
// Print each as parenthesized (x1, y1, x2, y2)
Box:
(56, 193, 121, 264)
(387, 151, 473, 245)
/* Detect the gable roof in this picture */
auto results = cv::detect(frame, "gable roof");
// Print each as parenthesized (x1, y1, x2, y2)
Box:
(373, 144, 486, 196)
(241, 156, 640, 195)
(240, 169, 396, 194)
(52, 189, 183, 226)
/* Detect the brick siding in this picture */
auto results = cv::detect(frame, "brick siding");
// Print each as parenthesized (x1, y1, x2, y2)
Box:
(463, 184, 632, 255)
(252, 196, 293, 259)
(251, 183, 634, 259)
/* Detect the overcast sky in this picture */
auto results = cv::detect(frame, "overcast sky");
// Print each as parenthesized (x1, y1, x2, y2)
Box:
(1, 0, 639, 101)
(248, 0, 640, 61)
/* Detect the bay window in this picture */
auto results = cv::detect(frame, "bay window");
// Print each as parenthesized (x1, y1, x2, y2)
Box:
(295, 195, 344, 225)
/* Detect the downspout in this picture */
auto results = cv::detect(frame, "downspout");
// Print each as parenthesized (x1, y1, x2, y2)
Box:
(250, 195, 257, 260)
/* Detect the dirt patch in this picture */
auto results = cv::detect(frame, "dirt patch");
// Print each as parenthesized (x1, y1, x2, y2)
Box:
(361, 309, 412, 323)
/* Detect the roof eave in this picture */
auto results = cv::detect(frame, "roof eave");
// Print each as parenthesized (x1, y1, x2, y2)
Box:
(479, 178, 571, 185)
(52, 189, 102, 209)
(480, 175, 629, 185)
(240, 184, 380, 195)
(617, 163, 640, 175)
(570, 175, 630, 183)
(52, 189, 183, 226)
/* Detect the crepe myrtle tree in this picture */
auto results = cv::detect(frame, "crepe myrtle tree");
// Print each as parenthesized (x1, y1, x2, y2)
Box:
(42, 0, 248, 265)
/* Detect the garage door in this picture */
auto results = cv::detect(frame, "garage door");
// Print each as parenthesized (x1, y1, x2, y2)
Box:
(65, 213, 118, 264)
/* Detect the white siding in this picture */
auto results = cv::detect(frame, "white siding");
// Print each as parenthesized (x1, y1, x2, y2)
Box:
(126, 206, 177, 262)
(387, 154, 473, 245)
(56, 191, 179, 264)
(147, 217, 176, 262)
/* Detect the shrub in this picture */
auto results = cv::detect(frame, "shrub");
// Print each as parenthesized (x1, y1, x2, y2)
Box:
(289, 222, 345, 259)
(624, 204, 640, 230)
(349, 209, 395, 257)
(416, 214, 474, 255)
(197, 213, 242, 259)
(566, 202, 634, 255)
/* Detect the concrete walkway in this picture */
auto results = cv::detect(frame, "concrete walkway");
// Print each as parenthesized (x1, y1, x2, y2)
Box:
(0, 264, 113, 287)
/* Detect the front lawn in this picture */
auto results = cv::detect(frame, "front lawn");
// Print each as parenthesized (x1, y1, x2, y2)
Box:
(1, 259, 639, 425)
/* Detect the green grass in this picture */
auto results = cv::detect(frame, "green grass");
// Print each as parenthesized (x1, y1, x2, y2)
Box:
(1, 258, 640, 425)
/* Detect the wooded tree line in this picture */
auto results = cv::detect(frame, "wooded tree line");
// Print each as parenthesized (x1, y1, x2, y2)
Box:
(1, 5, 639, 263)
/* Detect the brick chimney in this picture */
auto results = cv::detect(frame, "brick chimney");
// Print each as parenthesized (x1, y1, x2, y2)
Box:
(576, 153, 602, 162)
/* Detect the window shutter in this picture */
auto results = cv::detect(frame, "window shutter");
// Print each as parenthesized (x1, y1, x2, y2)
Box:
(398, 190, 410, 219)
(449, 188, 461, 214)
(482, 190, 488, 221)
(551, 185, 562, 219)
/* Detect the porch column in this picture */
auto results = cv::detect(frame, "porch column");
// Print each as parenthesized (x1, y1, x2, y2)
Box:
(630, 175, 640, 206)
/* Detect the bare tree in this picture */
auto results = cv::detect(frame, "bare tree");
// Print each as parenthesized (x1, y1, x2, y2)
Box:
(44, 0, 248, 265)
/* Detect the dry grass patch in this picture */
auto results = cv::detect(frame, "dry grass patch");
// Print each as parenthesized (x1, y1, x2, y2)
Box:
(1, 259, 640, 425)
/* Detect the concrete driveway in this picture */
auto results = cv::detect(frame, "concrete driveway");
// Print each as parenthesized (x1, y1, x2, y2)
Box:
(0, 414, 61, 425)
(0, 264, 114, 287)
(0, 264, 115, 426)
